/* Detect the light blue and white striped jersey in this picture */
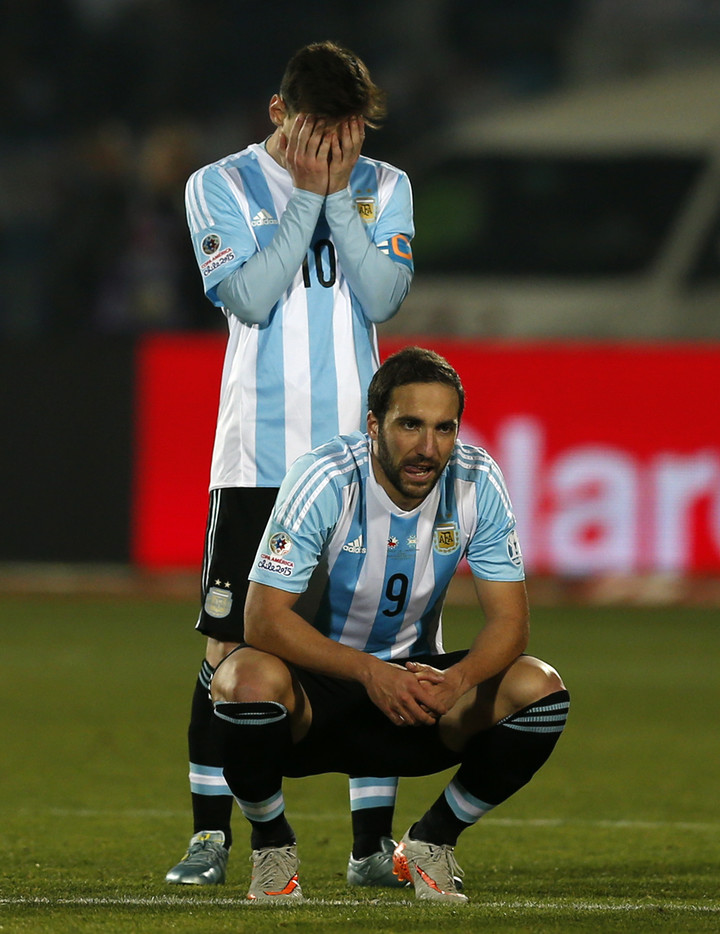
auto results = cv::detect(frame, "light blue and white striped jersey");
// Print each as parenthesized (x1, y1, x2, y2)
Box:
(185, 143, 414, 488)
(249, 432, 525, 660)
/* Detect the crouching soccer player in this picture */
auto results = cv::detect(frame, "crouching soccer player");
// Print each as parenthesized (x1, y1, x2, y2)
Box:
(210, 347, 569, 903)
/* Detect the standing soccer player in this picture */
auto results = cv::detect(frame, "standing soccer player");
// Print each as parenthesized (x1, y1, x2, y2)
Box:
(211, 346, 570, 903)
(165, 42, 414, 887)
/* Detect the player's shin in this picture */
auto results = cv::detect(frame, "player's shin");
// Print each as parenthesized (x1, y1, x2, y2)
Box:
(349, 776, 398, 858)
(188, 661, 234, 845)
(412, 689, 570, 845)
(213, 700, 295, 849)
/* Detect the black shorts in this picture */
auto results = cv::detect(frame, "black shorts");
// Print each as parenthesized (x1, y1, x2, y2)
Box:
(195, 487, 279, 640)
(284, 650, 469, 779)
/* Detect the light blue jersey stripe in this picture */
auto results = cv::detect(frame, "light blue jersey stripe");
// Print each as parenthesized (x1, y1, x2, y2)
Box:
(324, 505, 367, 641)
(364, 512, 419, 655)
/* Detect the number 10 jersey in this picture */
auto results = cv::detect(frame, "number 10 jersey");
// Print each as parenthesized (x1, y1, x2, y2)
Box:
(185, 143, 414, 489)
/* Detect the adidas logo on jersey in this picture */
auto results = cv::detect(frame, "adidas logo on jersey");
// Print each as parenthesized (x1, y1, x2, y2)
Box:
(342, 535, 367, 554)
(251, 208, 278, 227)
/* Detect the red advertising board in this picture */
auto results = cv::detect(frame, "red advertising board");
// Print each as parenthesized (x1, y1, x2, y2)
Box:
(132, 336, 720, 574)
(132, 333, 223, 568)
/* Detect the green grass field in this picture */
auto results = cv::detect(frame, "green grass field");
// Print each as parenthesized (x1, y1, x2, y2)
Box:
(1, 593, 719, 932)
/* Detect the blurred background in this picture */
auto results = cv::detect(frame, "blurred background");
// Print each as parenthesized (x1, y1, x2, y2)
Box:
(2, 0, 720, 599)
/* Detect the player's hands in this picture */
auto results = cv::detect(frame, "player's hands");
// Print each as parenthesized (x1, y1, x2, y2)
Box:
(364, 659, 445, 727)
(327, 116, 365, 194)
(277, 114, 364, 195)
(406, 660, 469, 718)
(279, 113, 332, 195)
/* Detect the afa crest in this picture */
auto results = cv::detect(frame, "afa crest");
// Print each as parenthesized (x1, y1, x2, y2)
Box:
(433, 522, 460, 555)
(205, 586, 233, 618)
(355, 196, 376, 222)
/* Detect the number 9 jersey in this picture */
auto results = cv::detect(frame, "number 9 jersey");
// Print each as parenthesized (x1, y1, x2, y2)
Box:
(250, 432, 525, 660)
(185, 143, 414, 490)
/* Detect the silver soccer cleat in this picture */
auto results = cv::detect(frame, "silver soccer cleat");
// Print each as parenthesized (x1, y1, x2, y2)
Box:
(165, 830, 229, 885)
(246, 843, 304, 903)
(346, 835, 409, 887)
(393, 830, 468, 903)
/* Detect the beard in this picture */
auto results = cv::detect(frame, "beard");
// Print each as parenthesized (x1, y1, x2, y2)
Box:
(375, 428, 442, 505)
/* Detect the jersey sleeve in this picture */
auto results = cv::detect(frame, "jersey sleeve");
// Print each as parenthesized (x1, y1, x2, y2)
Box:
(249, 451, 343, 594)
(465, 459, 526, 582)
(185, 164, 257, 304)
(323, 163, 414, 323)
(372, 169, 414, 272)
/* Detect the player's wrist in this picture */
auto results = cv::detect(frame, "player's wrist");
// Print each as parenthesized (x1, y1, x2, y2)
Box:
(290, 187, 326, 204)
(293, 179, 328, 196)
(358, 654, 388, 689)
(327, 179, 350, 195)
(443, 664, 473, 698)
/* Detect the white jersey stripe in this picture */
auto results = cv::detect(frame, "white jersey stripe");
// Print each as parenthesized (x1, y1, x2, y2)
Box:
(185, 170, 204, 233)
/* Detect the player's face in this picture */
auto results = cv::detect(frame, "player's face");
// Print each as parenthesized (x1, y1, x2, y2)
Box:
(368, 382, 460, 510)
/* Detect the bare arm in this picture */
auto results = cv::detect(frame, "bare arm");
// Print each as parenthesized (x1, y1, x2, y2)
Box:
(414, 579, 530, 716)
(244, 581, 444, 726)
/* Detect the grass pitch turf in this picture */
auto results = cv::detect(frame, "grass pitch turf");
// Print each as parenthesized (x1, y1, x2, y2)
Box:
(0, 593, 718, 932)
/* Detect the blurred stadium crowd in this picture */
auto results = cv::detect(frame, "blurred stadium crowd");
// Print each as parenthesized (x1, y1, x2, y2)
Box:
(3, 0, 720, 337)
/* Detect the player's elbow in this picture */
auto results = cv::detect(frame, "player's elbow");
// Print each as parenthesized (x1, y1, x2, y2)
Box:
(216, 275, 272, 325)
(363, 267, 412, 323)
(243, 583, 288, 651)
(224, 299, 271, 326)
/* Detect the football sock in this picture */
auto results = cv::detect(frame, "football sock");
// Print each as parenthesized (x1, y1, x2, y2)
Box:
(213, 700, 295, 850)
(412, 690, 570, 846)
(187, 660, 233, 848)
(349, 776, 399, 858)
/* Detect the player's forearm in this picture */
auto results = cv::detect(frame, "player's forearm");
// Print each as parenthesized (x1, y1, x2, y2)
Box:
(324, 189, 412, 322)
(245, 603, 380, 685)
(449, 615, 530, 696)
(216, 189, 324, 324)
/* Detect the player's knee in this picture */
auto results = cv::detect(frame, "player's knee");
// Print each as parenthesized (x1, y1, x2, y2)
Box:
(210, 647, 292, 706)
(502, 655, 566, 712)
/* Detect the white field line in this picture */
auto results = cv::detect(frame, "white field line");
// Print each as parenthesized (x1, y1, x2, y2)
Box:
(1, 895, 719, 913)
(42, 808, 720, 831)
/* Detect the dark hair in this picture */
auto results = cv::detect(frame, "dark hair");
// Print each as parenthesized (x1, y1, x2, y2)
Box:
(279, 41, 387, 128)
(368, 346, 465, 423)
